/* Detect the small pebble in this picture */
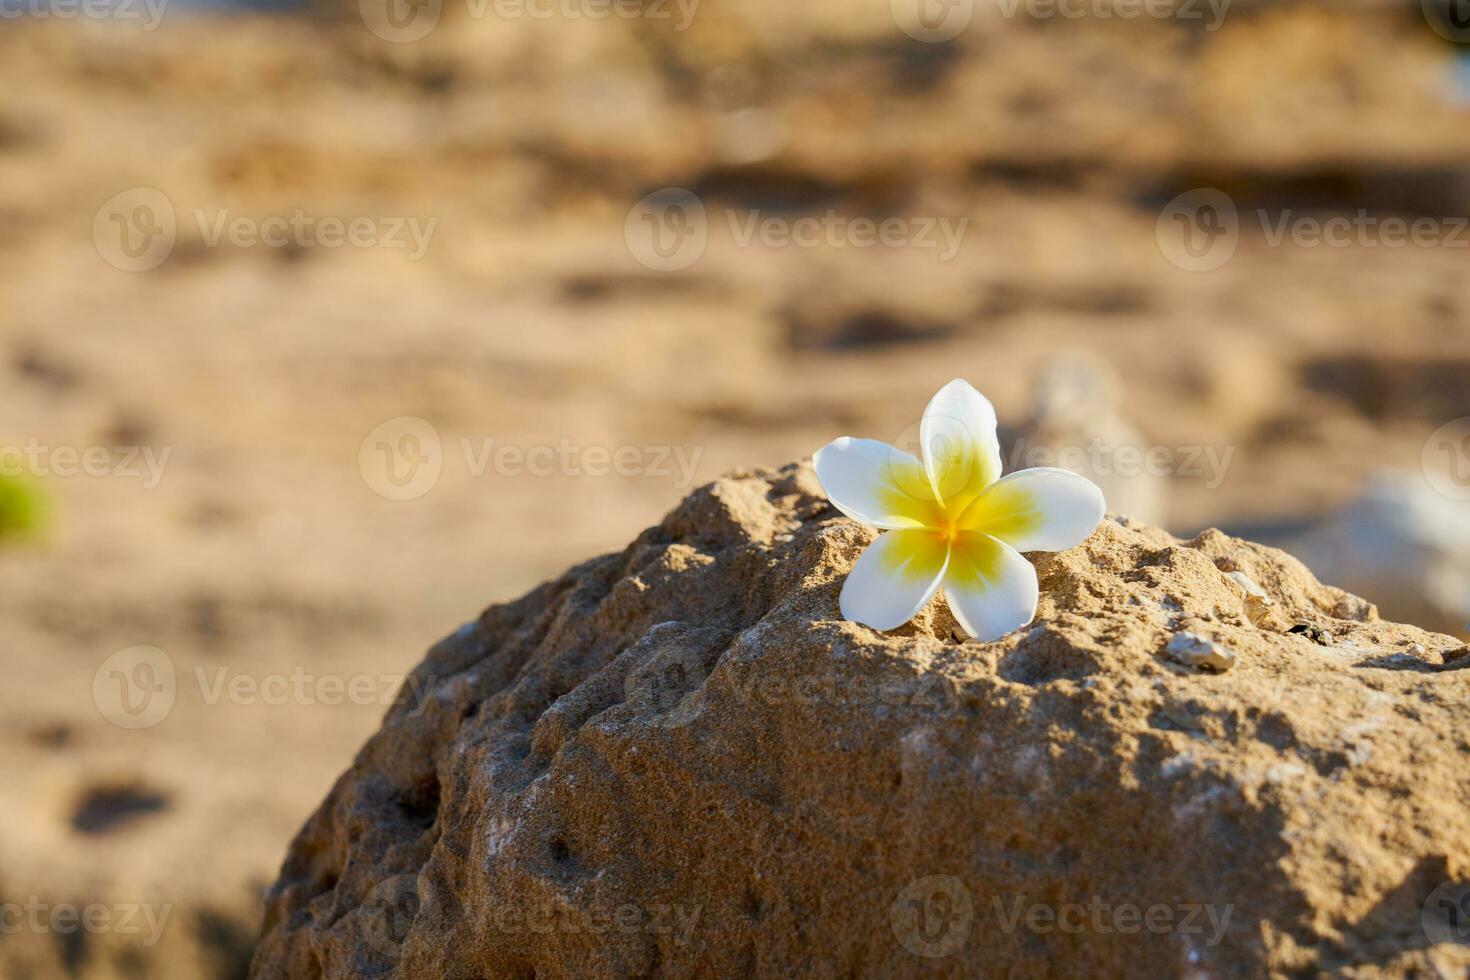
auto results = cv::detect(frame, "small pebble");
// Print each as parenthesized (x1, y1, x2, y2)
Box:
(1225, 570, 1264, 596)
(1167, 631, 1237, 672)
(1225, 570, 1274, 625)
(1287, 623, 1333, 646)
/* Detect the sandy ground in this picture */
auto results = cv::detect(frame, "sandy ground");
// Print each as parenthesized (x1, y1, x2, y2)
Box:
(0, 4, 1468, 975)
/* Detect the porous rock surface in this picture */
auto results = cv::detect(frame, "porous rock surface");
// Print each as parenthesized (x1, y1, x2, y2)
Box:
(252, 463, 1470, 979)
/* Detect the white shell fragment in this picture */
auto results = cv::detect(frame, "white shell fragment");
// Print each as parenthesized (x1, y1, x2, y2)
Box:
(1225, 570, 1265, 597)
(1167, 631, 1238, 672)
(1224, 570, 1275, 625)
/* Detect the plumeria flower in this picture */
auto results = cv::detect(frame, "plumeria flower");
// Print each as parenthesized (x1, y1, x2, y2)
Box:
(813, 379, 1105, 642)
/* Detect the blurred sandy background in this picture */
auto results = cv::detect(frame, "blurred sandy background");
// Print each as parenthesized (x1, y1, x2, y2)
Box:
(1, 0, 1468, 975)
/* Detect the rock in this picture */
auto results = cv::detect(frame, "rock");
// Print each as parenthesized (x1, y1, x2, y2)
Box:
(252, 463, 1470, 979)
(1165, 631, 1238, 672)
(1287, 471, 1470, 638)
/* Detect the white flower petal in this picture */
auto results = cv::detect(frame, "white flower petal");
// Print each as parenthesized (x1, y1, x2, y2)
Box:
(839, 529, 950, 631)
(813, 437, 943, 529)
(944, 532, 1039, 642)
(919, 379, 1003, 511)
(959, 466, 1105, 553)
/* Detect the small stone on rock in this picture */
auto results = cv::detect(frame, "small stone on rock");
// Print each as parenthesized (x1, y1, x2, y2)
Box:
(1225, 570, 1274, 624)
(1166, 631, 1237, 672)
(1287, 623, 1334, 646)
